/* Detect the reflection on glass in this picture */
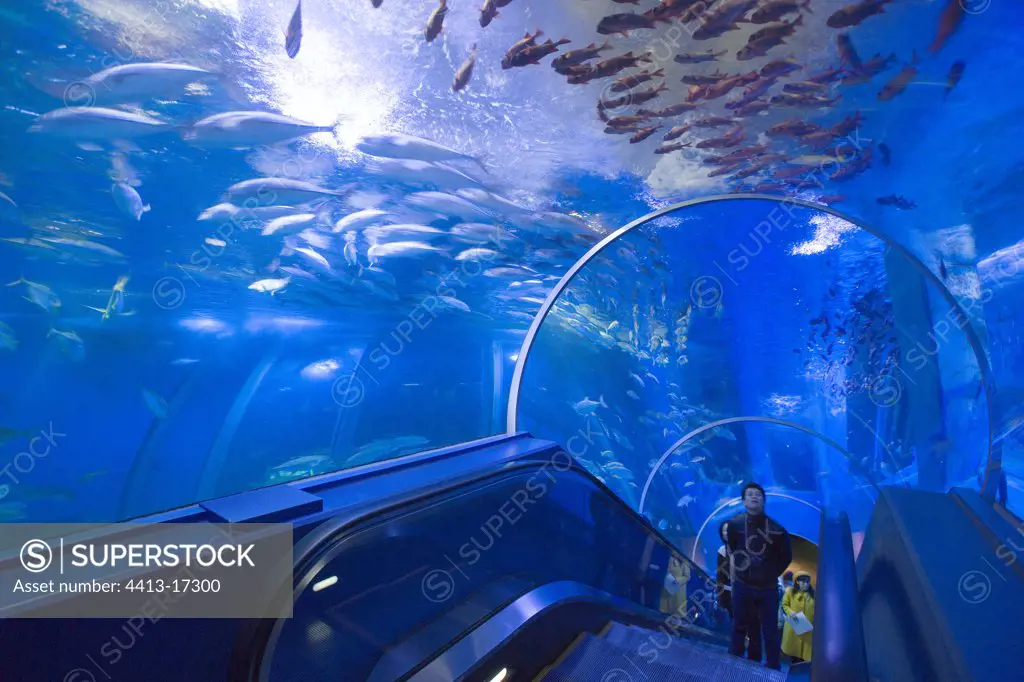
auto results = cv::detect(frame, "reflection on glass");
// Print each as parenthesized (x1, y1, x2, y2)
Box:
(262, 467, 726, 681)
(515, 198, 991, 536)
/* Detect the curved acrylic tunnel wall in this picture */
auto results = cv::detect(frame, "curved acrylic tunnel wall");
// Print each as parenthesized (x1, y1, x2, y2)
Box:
(110, 317, 524, 520)
(509, 196, 995, 538)
(3, 305, 524, 522)
(641, 417, 868, 573)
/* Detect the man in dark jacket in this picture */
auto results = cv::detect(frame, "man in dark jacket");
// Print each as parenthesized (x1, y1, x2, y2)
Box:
(726, 482, 792, 670)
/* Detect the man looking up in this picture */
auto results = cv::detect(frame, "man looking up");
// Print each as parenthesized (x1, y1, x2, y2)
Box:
(726, 482, 792, 670)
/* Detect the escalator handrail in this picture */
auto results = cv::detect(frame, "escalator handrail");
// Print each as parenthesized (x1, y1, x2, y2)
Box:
(229, 450, 721, 681)
(811, 510, 869, 682)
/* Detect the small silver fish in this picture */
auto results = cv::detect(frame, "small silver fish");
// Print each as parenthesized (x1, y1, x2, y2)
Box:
(48, 328, 84, 361)
(112, 182, 150, 220)
(573, 395, 607, 416)
(249, 276, 291, 294)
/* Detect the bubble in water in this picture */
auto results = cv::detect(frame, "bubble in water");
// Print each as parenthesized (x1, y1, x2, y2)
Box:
(658, 518, 668, 531)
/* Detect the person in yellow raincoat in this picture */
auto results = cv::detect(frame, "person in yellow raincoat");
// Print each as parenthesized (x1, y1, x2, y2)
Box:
(781, 572, 815, 662)
(660, 554, 691, 615)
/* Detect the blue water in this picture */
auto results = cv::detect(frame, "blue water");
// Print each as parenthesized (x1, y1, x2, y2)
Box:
(0, 0, 1021, 531)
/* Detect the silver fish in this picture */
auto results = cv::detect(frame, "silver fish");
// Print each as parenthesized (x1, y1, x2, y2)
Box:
(28, 107, 168, 141)
(225, 178, 346, 205)
(356, 132, 483, 170)
(74, 62, 212, 105)
(183, 111, 336, 148)
(249, 277, 291, 294)
(112, 182, 150, 220)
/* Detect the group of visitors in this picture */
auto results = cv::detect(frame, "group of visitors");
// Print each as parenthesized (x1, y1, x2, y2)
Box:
(715, 482, 815, 670)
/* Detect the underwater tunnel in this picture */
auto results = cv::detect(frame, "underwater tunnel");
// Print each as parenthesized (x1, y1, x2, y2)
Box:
(508, 195, 996, 564)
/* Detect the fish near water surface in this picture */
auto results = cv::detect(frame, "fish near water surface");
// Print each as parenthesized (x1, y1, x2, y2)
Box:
(72, 62, 213, 105)
(826, 0, 892, 29)
(551, 42, 612, 73)
(507, 38, 571, 68)
(225, 178, 346, 205)
(452, 46, 477, 92)
(183, 111, 337, 148)
(597, 13, 657, 36)
(285, 1, 302, 58)
(357, 132, 483, 170)
(425, 0, 448, 43)
(750, 0, 811, 24)
(28, 107, 169, 143)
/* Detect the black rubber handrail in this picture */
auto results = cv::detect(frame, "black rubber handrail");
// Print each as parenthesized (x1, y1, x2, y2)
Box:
(810, 510, 869, 682)
(228, 450, 722, 681)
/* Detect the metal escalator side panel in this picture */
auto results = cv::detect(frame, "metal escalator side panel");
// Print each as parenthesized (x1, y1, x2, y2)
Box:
(811, 510, 868, 682)
(857, 486, 1024, 682)
(240, 457, 722, 682)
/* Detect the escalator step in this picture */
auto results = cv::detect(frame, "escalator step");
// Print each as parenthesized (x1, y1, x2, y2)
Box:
(534, 632, 590, 682)
(601, 621, 637, 648)
(545, 632, 787, 682)
(542, 635, 705, 682)
(611, 630, 786, 682)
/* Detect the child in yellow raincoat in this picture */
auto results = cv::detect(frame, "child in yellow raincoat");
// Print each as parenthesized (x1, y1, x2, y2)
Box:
(781, 572, 815, 662)
(660, 554, 690, 615)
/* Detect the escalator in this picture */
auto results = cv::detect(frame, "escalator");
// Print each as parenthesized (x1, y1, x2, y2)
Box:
(539, 621, 786, 682)
(226, 433, 853, 682)
(1, 433, 1020, 681)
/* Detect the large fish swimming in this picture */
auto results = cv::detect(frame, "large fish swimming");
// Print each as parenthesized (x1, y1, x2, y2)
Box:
(83, 275, 132, 321)
(597, 13, 657, 36)
(198, 203, 300, 223)
(369, 158, 483, 191)
(929, 0, 964, 54)
(40, 236, 126, 260)
(452, 45, 478, 92)
(28, 107, 169, 142)
(826, 0, 892, 29)
(404, 191, 490, 221)
(224, 178, 346, 205)
(6, 276, 61, 311)
(356, 133, 483, 170)
(368, 241, 447, 262)
(333, 208, 393, 232)
(425, 0, 448, 42)
(261, 213, 318, 237)
(182, 111, 337, 148)
(71, 62, 213, 105)
(364, 224, 447, 244)
(455, 188, 529, 215)
(750, 0, 810, 24)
